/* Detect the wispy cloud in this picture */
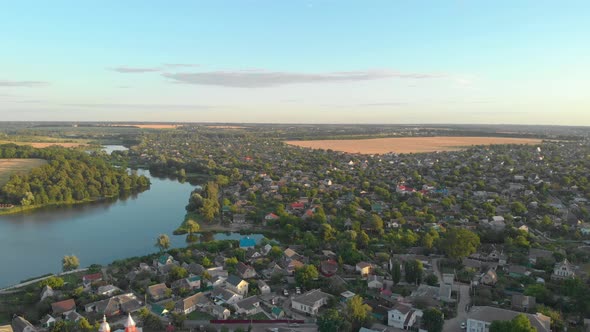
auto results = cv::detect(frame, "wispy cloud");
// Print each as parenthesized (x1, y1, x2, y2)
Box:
(109, 66, 162, 73)
(62, 103, 215, 110)
(357, 102, 408, 107)
(163, 63, 199, 68)
(0, 80, 48, 87)
(162, 69, 443, 88)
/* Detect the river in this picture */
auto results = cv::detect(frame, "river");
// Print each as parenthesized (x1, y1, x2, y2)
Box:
(0, 146, 263, 288)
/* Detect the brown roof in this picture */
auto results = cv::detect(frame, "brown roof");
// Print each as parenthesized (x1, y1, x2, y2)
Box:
(51, 298, 76, 314)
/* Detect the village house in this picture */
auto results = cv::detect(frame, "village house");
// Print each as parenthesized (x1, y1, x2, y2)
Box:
(210, 305, 231, 320)
(481, 269, 498, 286)
(51, 299, 76, 317)
(388, 303, 417, 330)
(356, 262, 373, 278)
(236, 262, 256, 279)
(175, 293, 211, 314)
(211, 287, 243, 305)
(11, 316, 37, 332)
(512, 294, 537, 313)
(82, 273, 102, 288)
(147, 283, 170, 301)
(291, 289, 332, 316)
(84, 293, 142, 316)
(367, 275, 384, 289)
(257, 280, 271, 294)
(234, 296, 261, 315)
(553, 259, 576, 280)
(225, 275, 249, 296)
(39, 314, 56, 328)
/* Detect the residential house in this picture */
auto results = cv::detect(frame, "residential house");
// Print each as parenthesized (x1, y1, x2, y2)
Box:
(367, 275, 384, 289)
(466, 306, 550, 332)
(147, 283, 170, 301)
(388, 303, 417, 329)
(257, 280, 271, 294)
(291, 289, 332, 316)
(210, 305, 231, 320)
(264, 213, 280, 221)
(553, 259, 575, 280)
(40, 285, 55, 301)
(84, 293, 142, 316)
(234, 296, 261, 315)
(211, 287, 243, 305)
(512, 294, 536, 313)
(506, 265, 528, 278)
(271, 307, 285, 319)
(82, 273, 102, 288)
(175, 293, 211, 314)
(225, 275, 249, 296)
(171, 276, 201, 291)
(320, 259, 338, 277)
(11, 316, 37, 332)
(356, 262, 373, 278)
(97, 285, 121, 297)
(39, 315, 56, 328)
(232, 214, 246, 223)
(154, 254, 175, 268)
(51, 298, 76, 317)
(237, 262, 256, 279)
(481, 269, 498, 286)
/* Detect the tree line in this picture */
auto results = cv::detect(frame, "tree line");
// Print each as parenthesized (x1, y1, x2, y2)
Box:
(0, 144, 150, 206)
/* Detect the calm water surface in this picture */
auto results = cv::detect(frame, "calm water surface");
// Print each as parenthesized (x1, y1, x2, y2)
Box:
(0, 147, 264, 287)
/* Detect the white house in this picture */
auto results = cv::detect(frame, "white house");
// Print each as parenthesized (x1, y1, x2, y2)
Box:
(225, 275, 249, 296)
(552, 259, 575, 280)
(291, 289, 331, 316)
(388, 303, 417, 329)
(257, 280, 271, 294)
(367, 275, 384, 289)
(234, 296, 261, 315)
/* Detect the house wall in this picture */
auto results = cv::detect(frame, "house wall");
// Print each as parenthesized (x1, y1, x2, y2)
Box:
(291, 300, 320, 315)
(467, 318, 490, 332)
(387, 310, 407, 328)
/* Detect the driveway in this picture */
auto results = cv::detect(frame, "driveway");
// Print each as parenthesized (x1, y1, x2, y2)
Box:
(443, 283, 471, 332)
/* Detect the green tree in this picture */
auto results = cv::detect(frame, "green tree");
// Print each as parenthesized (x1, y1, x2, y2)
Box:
(40, 276, 65, 289)
(77, 317, 93, 332)
(318, 309, 346, 332)
(422, 308, 444, 332)
(155, 234, 171, 252)
(511, 201, 528, 215)
(439, 228, 480, 259)
(345, 295, 372, 329)
(489, 314, 535, 332)
(62, 255, 80, 272)
(404, 260, 423, 284)
(169, 266, 189, 280)
(391, 260, 401, 285)
(295, 265, 319, 289)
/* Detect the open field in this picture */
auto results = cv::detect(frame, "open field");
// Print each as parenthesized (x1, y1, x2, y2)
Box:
(0, 159, 47, 186)
(111, 124, 179, 129)
(0, 141, 86, 148)
(205, 125, 246, 129)
(285, 136, 543, 154)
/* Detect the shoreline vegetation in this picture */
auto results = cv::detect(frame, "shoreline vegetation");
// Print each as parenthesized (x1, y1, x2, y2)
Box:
(0, 144, 151, 215)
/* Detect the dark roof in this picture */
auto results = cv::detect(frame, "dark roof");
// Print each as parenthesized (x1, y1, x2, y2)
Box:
(226, 274, 245, 287)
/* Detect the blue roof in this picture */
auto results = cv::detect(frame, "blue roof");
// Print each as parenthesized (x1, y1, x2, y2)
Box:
(239, 237, 256, 248)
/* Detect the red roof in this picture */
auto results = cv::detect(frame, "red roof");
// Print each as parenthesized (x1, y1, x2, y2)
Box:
(290, 202, 305, 209)
(51, 298, 76, 314)
(83, 273, 102, 281)
(266, 213, 279, 219)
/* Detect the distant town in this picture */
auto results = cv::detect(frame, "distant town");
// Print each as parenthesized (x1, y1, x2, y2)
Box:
(1, 123, 590, 332)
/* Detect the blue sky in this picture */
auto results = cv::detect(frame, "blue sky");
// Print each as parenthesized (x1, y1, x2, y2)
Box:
(1, 0, 589, 124)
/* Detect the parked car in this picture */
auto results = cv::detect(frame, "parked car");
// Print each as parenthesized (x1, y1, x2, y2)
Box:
(283, 289, 289, 296)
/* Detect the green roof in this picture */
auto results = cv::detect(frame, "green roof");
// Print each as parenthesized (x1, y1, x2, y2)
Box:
(272, 307, 283, 315)
(188, 276, 201, 282)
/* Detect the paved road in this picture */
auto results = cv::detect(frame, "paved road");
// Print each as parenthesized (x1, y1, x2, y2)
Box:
(0, 268, 88, 293)
(443, 284, 471, 332)
(184, 321, 317, 332)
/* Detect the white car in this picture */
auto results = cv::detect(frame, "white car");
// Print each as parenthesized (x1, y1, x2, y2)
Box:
(461, 322, 466, 329)
(296, 287, 301, 294)
(283, 289, 289, 296)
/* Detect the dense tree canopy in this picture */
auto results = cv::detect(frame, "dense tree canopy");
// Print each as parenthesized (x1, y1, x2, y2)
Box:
(0, 144, 149, 206)
(439, 228, 480, 259)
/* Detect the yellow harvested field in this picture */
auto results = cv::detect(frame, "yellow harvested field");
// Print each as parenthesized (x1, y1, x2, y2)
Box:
(0, 159, 47, 186)
(0, 141, 87, 148)
(285, 136, 543, 154)
(112, 124, 179, 129)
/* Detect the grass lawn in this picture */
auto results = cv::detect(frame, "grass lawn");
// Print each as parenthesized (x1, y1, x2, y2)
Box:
(187, 310, 214, 320)
(247, 312, 269, 320)
(0, 158, 47, 186)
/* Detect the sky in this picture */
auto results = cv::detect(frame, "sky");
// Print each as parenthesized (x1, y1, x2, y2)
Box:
(1, 0, 589, 125)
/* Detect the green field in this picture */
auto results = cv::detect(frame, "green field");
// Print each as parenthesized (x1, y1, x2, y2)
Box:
(0, 159, 47, 186)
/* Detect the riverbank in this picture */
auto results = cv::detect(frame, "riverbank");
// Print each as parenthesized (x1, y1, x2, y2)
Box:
(0, 190, 150, 216)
